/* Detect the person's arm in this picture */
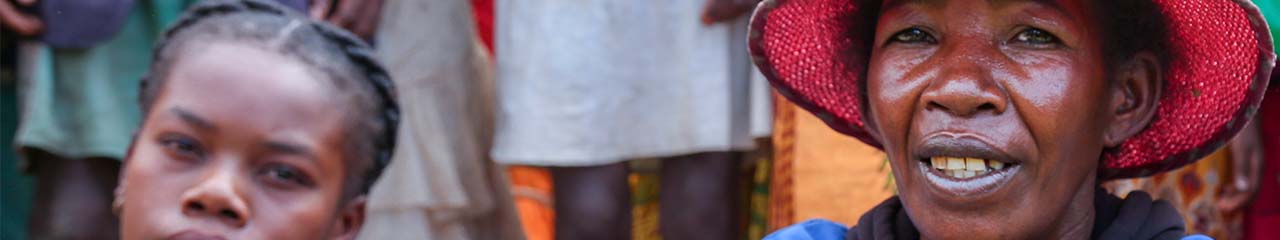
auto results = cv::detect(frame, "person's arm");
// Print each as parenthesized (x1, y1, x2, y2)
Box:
(701, 0, 757, 25)
(0, 0, 41, 36)
(309, 0, 382, 40)
(1218, 116, 1263, 213)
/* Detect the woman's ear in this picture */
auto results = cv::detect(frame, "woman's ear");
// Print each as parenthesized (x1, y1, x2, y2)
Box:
(329, 196, 367, 240)
(1103, 52, 1163, 147)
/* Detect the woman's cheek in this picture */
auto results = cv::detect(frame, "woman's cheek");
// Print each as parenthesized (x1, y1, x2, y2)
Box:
(866, 52, 932, 147)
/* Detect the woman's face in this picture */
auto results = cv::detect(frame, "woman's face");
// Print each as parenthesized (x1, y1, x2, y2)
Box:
(867, 0, 1113, 238)
(119, 42, 363, 239)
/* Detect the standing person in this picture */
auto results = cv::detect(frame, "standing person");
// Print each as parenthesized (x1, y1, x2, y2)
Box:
(0, 1, 311, 238)
(2, 0, 193, 238)
(493, 0, 765, 239)
(355, 0, 525, 239)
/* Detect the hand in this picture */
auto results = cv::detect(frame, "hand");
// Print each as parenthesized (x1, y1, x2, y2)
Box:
(0, 0, 42, 36)
(1217, 117, 1263, 213)
(700, 0, 756, 25)
(309, 0, 382, 40)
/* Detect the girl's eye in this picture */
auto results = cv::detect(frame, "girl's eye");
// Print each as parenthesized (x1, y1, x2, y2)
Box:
(1012, 28, 1060, 45)
(160, 135, 203, 159)
(262, 164, 313, 188)
(889, 28, 937, 44)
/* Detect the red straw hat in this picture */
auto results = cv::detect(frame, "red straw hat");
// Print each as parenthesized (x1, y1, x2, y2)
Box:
(750, 0, 1275, 179)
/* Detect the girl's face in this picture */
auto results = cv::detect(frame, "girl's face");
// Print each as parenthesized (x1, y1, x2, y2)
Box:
(119, 42, 363, 239)
(866, 0, 1120, 238)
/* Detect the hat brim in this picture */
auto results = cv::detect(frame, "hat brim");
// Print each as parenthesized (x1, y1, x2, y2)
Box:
(748, 0, 1276, 179)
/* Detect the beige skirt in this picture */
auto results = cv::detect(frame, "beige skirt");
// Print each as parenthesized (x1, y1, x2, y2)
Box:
(359, 0, 523, 239)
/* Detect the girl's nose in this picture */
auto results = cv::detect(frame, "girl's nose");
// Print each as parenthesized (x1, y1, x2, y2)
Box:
(179, 166, 250, 228)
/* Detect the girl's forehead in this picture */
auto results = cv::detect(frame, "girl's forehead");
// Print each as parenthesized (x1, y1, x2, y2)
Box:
(154, 42, 351, 163)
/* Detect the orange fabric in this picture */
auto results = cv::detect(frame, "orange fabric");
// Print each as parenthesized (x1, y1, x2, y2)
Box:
(770, 95, 895, 228)
(507, 166, 554, 240)
(769, 92, 797, 231)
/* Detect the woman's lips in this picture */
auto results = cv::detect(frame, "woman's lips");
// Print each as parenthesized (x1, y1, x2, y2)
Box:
(914, 135, 1023, 197)
(919, 158, 1019, 196)
(928, 156, 1007, 178)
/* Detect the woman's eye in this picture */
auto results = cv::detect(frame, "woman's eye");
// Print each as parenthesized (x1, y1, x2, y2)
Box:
(889, 28, 937, 44)
(1012, 28, 1060, 45)
(263, 164, 312, 187)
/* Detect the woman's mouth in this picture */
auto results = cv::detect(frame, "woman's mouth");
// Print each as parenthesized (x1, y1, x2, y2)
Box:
(912, 134, 1025, 197)
(927, 156, 1008, 178)
(918, 156, 1020, 196)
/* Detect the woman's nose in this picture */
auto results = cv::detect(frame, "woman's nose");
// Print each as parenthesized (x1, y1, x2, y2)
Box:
(179, 167, 250, 228)
(919, 44, 1008, 117)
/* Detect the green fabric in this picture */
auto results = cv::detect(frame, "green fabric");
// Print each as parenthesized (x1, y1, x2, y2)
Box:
(2, 73, 34, 240)
(14, 0, 190, 163)
(1259, 0, 1280, 51)
(3, 1, 191, 238)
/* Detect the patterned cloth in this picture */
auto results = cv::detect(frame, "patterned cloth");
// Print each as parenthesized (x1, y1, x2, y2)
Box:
(1105, 147, 1241, 239)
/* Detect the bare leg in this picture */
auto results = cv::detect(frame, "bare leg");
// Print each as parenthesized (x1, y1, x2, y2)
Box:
(551, 162, 631, 240)
(660, 152, 741, 240)
(27, 150, 121, 240)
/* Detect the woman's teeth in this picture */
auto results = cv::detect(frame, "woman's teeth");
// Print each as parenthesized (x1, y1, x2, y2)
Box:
(929, 156, 1006, 179)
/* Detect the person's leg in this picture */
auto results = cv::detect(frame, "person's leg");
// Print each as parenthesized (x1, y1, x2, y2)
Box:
(659, 152, 741, 240)
(27, 150, 120, 239)
(551, 162, 631, 240)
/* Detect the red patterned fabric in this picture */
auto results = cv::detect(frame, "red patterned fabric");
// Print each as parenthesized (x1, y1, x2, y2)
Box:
(748, 0, 1275, 179)
(1245, 73, 1280, 240)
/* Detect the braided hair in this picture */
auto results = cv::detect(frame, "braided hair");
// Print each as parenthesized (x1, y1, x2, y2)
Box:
(140, 0, 399, 200)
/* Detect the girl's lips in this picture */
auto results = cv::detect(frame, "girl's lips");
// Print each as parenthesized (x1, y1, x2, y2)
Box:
(168, 230, 227, 240)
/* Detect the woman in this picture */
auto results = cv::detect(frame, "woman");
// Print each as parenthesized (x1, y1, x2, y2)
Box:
(749, 0, 1274, 239)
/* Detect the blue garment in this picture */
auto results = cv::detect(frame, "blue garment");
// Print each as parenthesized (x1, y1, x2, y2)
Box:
(764, 219, 848, 240)
(764, 219, 1216, 240)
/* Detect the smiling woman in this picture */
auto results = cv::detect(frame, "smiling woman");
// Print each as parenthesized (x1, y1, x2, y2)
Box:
(750, 0, 1274, 239)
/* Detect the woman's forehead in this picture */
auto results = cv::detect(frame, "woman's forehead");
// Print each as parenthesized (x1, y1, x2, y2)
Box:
(880, 0, 1085, 13)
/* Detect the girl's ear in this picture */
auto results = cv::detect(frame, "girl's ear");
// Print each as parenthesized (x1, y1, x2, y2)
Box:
(329, 196, 367, 240)
(1103, 52, 1163, 147)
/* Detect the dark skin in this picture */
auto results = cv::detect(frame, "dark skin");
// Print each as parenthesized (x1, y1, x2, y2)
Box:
(4, 1, 120, 239)
(552, 4, 751, 240)
(308, 0, 383, 40)
(118, 42, 365, 240)
(552, 152, 742, 240)
(0, 0, 41, 36)
(701, 0, 757, 25)
(865, 0, 1162, 239)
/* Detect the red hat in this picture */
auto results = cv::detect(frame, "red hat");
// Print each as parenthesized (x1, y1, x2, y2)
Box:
(750, 0, 1276, 179)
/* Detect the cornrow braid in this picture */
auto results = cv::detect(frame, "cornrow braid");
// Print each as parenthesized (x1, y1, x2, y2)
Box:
(140, 0, 399, 198)
(308, 20, 401, 195)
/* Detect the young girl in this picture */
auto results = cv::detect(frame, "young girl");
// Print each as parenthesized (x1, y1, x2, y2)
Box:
(112, 0, 399, 238)
(751, 0, 1273, 239)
